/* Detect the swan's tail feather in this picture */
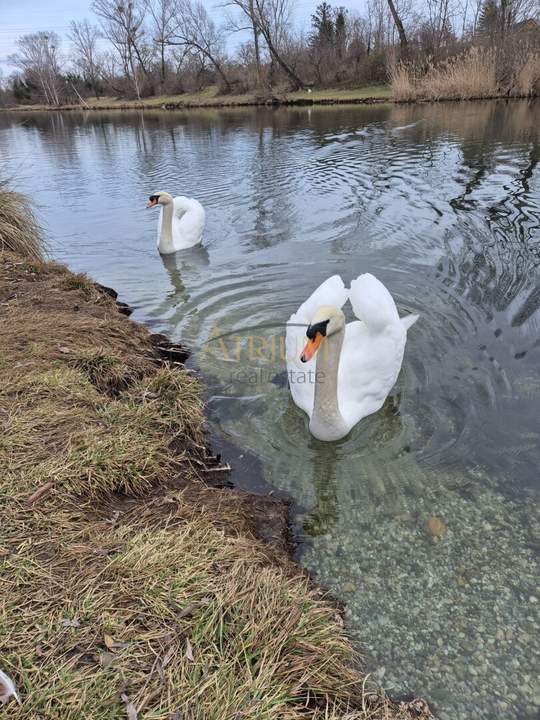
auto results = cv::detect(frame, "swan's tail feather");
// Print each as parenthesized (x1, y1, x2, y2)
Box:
(401, 314, 419, 331)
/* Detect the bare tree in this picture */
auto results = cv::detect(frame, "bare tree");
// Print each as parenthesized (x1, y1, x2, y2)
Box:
(225, 0, 263, 86)
(91, 0, 149, 98)
(166, 0, 232, 92)
(69, 20, 103, 97)
(147, 0, 178, 87)
(9, 32, 63, 105)
(226, 0, 304, 89)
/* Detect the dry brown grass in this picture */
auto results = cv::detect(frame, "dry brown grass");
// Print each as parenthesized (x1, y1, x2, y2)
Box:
(516, 53, 540, 96)
(390, 46, 540, 101)
(0, 251, 430, 719)
(0, 182, 44, 260)
(388, 65, 417, 102)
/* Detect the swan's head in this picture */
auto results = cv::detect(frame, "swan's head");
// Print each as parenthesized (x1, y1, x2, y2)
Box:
(300, 305, 344, 363)
(147, 191, 173, 208)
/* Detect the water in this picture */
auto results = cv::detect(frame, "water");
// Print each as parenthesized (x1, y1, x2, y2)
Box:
(1, 101, 539, 719)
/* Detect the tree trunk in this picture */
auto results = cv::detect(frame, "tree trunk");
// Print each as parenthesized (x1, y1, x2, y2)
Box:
(258, 25, 304, 90)
(212, 57, 232, 92)
(386, 0, 408, 56)
(161, 41, 166, 86)
(249, 0, 262, 87)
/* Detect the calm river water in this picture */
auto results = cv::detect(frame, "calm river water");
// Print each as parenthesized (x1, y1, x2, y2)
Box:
(1, 101, 539, 720)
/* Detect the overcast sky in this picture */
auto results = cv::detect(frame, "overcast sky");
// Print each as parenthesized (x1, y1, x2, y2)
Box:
(0, 0, 372, 75)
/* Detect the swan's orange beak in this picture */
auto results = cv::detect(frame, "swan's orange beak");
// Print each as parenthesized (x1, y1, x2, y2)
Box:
(300, 332, 323, 363)
(147, 198, 158, 208)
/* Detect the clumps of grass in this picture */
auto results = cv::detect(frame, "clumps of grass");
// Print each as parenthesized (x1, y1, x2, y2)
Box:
(1, 508, 412, 720)
(70, 350, 144, 395)
(3, 365, 205, 500)
(0, 181, 44, 260)
(59, 272, 106, 303)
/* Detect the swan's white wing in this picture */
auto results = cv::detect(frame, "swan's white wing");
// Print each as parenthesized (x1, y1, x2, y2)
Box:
(338, 320, 407, 428)
(286, 275, 348, 418)
(349, 273, 400, 329)
(172, 196, 205, 250)
(338, 274, 417, 429)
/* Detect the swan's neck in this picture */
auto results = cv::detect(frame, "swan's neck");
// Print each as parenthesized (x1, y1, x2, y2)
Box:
(158, 203, 175, 254)
(310, 327, 348, 441)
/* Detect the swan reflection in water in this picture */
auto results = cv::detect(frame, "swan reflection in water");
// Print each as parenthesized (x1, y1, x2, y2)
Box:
(145, 245, 210, 321)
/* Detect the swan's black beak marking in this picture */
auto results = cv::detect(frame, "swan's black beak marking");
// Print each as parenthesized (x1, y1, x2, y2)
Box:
(147, 195, 159, 208)
(306, 319, 329, 339)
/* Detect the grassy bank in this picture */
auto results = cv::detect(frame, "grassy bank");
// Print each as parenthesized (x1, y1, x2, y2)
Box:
(6, 85, 392, 112)
(5, 79, 538, 113)
(0, 183, 429, 718)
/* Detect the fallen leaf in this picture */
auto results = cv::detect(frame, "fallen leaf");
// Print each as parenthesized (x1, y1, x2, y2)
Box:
(120, 692, 138, 720)
(185, 638, 194, 662)
(104, 633, 115, 650)
(57, 346, 71, 354)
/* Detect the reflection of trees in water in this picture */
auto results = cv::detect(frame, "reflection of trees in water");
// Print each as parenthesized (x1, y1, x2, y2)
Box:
(15, 112, 80, 168)
(487, 140, 540, 245)
(443, 115, 539, 327)
(243, 124, 299, 251)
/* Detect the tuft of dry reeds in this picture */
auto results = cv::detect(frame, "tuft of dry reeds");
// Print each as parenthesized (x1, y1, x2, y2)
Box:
(0, 181, 44, 260)
(388, 64, 417, 102)
(421, 48, 497, 100)
(0, 250, 431, 720)
(516, 53, 540, 97)
(390, 46, 539, 101)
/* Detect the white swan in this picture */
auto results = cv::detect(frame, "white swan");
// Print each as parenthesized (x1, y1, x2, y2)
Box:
(286, 274, 418, 441)
(147, 191, 205, 254)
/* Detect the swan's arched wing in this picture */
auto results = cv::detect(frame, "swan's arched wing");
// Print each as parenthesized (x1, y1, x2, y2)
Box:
(286, 275, 348, 418)
(339, 274, 418, 428)
(338, 320, 407, 428)
(349, 273, 400, 330)
(172, 196, 206, 249)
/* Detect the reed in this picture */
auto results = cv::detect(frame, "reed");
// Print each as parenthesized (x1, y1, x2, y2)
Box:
(516, 53, 540, 97)
(390, 46, 538, 101)
(0, 181, 44, 260)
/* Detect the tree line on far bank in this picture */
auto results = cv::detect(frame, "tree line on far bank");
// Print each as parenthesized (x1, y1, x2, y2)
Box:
(1, 0, 539, 107)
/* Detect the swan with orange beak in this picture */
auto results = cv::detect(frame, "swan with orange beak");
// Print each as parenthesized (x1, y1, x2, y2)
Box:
(286, 274, 418, 442)
(147, 191, 205, 254)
